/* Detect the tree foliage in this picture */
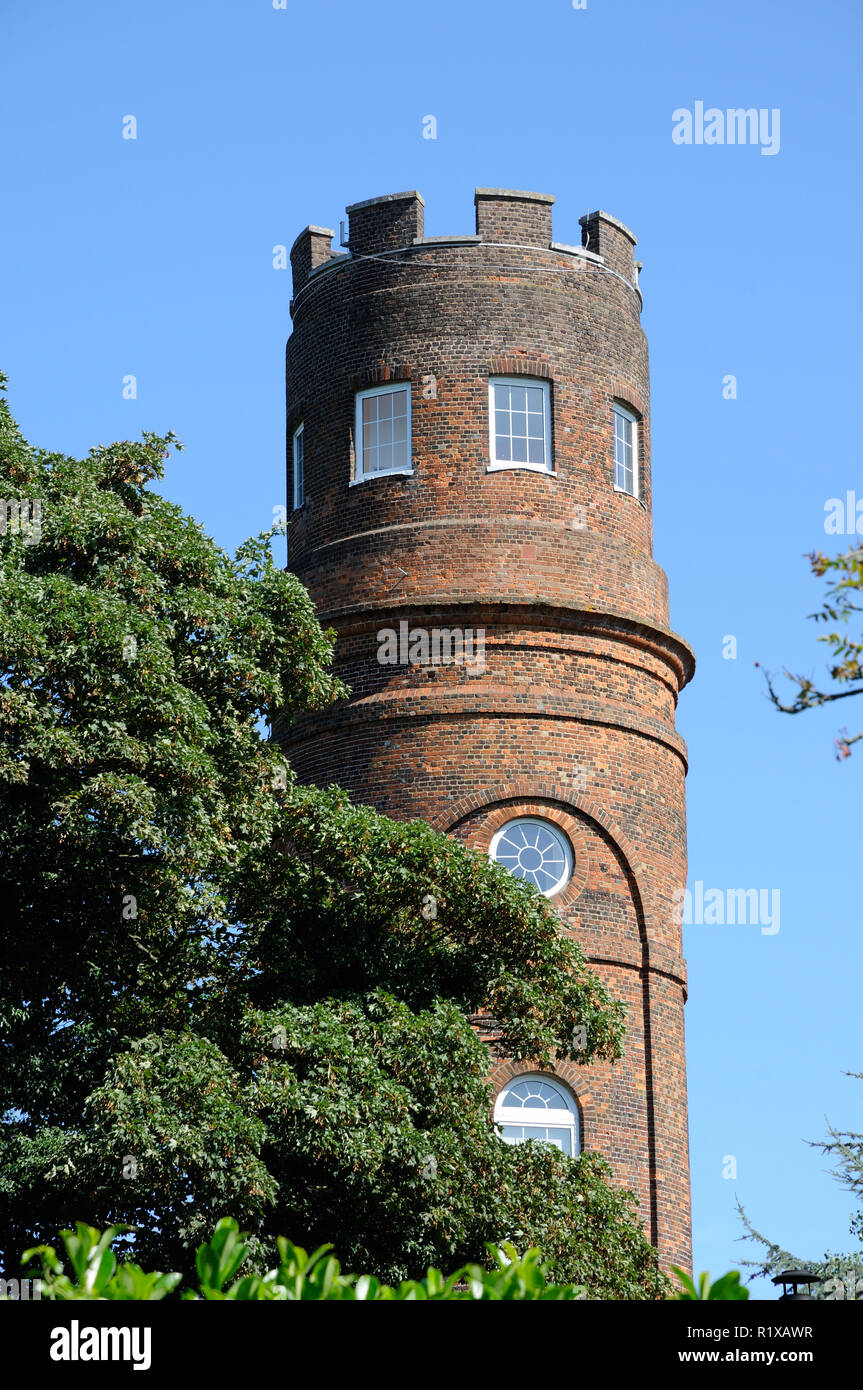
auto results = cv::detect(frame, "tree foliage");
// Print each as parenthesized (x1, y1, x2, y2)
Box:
(763, 544, 863, 757)
(737, 1071, 863, 1298)
(0, 375, 663, 1297)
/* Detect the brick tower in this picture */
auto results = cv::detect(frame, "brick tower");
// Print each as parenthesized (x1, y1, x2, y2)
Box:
(281, 188, 695, 1270)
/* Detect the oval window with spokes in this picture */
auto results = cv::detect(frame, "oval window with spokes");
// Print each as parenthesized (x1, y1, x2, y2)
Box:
(489, 817, 572, 897)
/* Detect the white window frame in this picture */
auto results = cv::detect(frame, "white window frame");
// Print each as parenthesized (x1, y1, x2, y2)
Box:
(494, 1076, 580, 1157)
(487, 376, 554, 475)
(489, 816, 573, 897)
(292, 422, 305, 510)
(613, 402, 639, 499)
(352, 382, 413, 484)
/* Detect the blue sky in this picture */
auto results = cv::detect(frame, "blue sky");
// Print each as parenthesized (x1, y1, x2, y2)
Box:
(3, 0, 861, 1292)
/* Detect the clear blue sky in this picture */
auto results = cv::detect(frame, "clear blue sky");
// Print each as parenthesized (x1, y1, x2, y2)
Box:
(3, 0, 861, 1293)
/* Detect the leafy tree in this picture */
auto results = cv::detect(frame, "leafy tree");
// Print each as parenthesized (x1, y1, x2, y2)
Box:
(0, 374, 664, 1296)
(762, 543, 863, 758)
(737, 1071, 863, 1299)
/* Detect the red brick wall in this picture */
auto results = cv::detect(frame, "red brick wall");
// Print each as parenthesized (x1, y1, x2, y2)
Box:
(280, 188, 695, 1272)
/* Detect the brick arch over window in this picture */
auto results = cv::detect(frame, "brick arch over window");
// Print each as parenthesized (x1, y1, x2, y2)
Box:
(430, 779, 652, 943)
(488, 1058, 594, 1151)
(348, 363, 416, 392)
(488, 356, 553, 380)
(609, 376, 647, 421)
(456, 801, 591, 908)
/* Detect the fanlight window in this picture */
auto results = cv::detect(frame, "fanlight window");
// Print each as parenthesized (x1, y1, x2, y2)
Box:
(489, 816, 572, 896)
(494, 1076, 580, 1157)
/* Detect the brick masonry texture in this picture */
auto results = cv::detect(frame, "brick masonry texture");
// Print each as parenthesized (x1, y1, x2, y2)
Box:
(279, 188, 695, 1272)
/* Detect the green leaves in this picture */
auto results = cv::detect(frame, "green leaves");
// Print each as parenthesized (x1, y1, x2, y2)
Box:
(763, 542, 863, 756)
(195, 1218, 250, 1297)
(670, 1267, 749, 1300)
(20, 1218, 585, 1301)
(241, 783, 626, 1067)
(21, 1222, 182, 1302)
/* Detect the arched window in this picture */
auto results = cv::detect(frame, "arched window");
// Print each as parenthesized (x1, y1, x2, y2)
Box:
(489, 816, 572, 896)
(494, 1076, 580, 1157)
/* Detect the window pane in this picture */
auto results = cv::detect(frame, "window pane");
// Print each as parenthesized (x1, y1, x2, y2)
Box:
(525, 386, 543, 411)
(364, 422, 377, 448)
(550, 1128, 573, 1156)
(527, 413, 544, 438)
(495, 435, 511, 461)
(393, 415, 407, 442)
(378, 418, 393, 445)
(392, 439, 407, 469)
(392, 388, 408, 416)
(500, 1091, 523, 1110)
(363, 397, 376, 423)
(512, 436, 527, 463)
(511, 410, 527, 437)
(527, 437, 545, 464)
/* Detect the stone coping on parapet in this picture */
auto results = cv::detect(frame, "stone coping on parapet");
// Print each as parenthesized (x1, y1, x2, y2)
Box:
(550, 240, 604, 263)
(289, 224, 335, 256)
(411, 234, 483, 246)
(474, 187, 556, 203)
(345, 190, 426, 213)
(579, 208, 638, 245)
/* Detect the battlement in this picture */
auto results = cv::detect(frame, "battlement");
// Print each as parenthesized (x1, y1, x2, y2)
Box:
(289, 188, 639, 297)
(474, 187, 554, 246)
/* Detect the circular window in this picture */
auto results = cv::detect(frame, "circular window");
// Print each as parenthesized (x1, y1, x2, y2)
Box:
(489, 817, 573, 897)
